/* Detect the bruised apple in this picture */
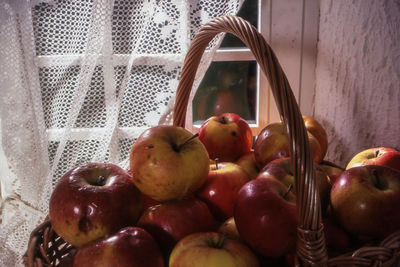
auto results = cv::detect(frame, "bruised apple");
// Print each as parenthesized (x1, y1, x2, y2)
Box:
(198, 113, 253, 162)
(130, 125, 209, 201)
(49, 163, 142, 247)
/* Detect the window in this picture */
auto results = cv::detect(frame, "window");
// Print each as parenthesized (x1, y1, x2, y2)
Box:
(190, 0, 319, 137)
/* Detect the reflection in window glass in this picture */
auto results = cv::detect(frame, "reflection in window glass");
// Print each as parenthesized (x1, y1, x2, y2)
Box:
(192, 61, 257, 124)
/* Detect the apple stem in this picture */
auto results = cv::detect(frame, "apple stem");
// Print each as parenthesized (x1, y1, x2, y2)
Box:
(215, 158, 219, 170)
(98, 175, 106, 186)
(375, 149, 380, 158)
(176, 133, 199, 151)
(283, 184, 293, 199)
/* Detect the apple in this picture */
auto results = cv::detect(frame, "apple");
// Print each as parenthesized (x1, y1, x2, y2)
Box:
(234, 177, 298, 258)
(71, 227, 164, 267)
(253, 122, 323, 169)
(302, 115, 328, 159)
(130, 125, 209, 202)
(257, 157, 331, 213)
(330, 165, 400, 240)
(137, 197, 216, 256)
(236, 151, 260, 180)
(346, 147, 400, 172)
(319, 160, 344, 185)
(169, 232, 260, 267)
(322, 217, 352, 253)
(140, 193, 162, 214)
(198, 113, 253, 162)
(196, 161, 250, 221)
(49, 162, 142, 247)
(218, 217, 241, 241)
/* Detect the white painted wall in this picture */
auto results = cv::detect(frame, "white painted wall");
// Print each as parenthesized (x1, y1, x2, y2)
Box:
(314, 0, 400, 167)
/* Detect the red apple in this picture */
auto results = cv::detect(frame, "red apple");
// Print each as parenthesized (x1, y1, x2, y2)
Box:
(49, 163, 142, 247)
(196, 162, 250, 221)
(257, 157, 331, 213)
(234, 178, 298, 257)
(130, 125, 209, 202)
(198, 113, 253, 162)
(330, 165, 400, 240)
(302, 115, 328, 159)
(254, 122, 323, 169)
(137, 198, 216, 256)
(218, 217, 241, 241)
(71, 227, 164, 267)
(322, 217, 352, 253)
(140, 193, 162, 214)
(169, 232, 260, 267)
(236, 151, 260, 180)
(346, 147, 400, 172)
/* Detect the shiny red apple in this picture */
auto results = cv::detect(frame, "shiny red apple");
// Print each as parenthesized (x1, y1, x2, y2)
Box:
(196, 162, 250, 221)
(346, 147, 400, 172)
(258, 157, 331, 213)
(169, 232, 260, 267)
(137, 197, 216, 256)
(330, 165, 400, 241)
(198, 113, 253, 162)
(49, 163, 142, 247)
(234, 178, 298, 257)
(71, 227, 164, 267)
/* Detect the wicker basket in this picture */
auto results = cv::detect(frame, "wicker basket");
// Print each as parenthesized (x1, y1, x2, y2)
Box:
(24, 15, 400, 267)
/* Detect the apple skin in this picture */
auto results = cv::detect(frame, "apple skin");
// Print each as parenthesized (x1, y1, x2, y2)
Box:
(71, 227, 164, 267)
(302, 115, 328, 159)
(130, 125, 209, 202)
(218, 217, 241, 241)
(198, 113, 253, 162)
(236, 151, 260, 180)
(322, 217, 352, 253)
(257, 157, 331, 213)
(346, 147, 400, 172)
(234, 177, 298, 258)
(196, 162, 250, 221)
(49, 163, 142, 248)
(319, 160, 344, 185)
(137, 197, 216, 256)
(330, 165, 400, 240)
(169, 232, 260, 267)
(253, 122, 323, 169)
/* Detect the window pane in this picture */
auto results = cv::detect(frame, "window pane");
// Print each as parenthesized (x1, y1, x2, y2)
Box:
(220, 0, 259, 48)
(192, 61, 257, 124)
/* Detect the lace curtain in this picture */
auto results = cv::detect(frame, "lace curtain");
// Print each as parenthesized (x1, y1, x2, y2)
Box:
(0, 0, 243, 265)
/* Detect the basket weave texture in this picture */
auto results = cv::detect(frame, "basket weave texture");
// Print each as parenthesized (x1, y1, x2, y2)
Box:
(24, 15, 400, 267)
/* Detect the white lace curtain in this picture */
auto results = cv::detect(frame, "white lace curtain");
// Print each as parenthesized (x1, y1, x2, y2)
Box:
(0, 0, 243, 265)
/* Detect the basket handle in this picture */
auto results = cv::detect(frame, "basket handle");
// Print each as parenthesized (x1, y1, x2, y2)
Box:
(173, 15, 327, 266)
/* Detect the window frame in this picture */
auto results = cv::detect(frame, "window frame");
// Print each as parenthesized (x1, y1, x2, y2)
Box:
(188, 0, 319, 137)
